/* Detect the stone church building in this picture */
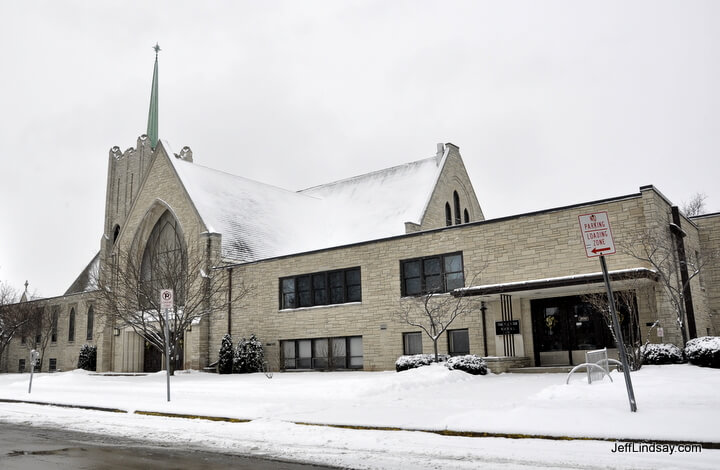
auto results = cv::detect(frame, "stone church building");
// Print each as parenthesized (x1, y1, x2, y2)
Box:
(3, 55, 719, 374)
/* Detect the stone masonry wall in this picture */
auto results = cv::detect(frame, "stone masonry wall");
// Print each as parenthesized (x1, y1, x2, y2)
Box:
(211, 187, 712, 371)
(693, 213, 720, 335)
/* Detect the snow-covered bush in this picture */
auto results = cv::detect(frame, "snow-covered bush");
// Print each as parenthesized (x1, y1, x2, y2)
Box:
(641, 343, 685, 365)
(395, 354, 449, 372)
(218, 334, 234, 374)
(77, 344, 97, 371)
(685, 336, 720, 368)
(233, 335, 265, 373)
(445, 355, 488, 375)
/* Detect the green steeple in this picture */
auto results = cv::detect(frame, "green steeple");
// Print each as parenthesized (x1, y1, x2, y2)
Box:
(146, 43, 160, 149)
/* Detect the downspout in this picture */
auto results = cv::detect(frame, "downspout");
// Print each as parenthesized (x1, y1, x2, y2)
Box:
(480, 301, 488, 357)
(227, 267, 233, 335)
(670, 206, 697, 341)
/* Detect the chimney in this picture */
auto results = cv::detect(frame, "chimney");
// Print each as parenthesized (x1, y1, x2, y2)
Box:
(435, 143, 445, 164)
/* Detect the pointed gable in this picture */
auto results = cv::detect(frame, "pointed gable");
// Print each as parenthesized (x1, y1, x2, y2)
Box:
(166, 142, 476, 264)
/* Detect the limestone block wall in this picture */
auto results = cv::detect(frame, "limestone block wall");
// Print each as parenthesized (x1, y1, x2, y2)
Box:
(104, 145, 221, 372)
(5, 292, 100, 373)
(419, 143, 484, 231)
(210, 186, 711, 371)
(693, 213, 720, 335)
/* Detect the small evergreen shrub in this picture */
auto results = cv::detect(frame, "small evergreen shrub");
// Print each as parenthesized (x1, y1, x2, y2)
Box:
(685, 336, 720, 368)
(77, 344, 97, 371)
(446, 355, 488, 375)
(218, 334, 234, 374)
(641, 343, 685, 365)
(395, 354, 449, 372)
(233, 334, 265, 373)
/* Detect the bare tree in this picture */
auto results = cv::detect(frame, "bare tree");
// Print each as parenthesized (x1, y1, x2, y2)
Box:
(16, 304, 55, 371)
(622, 226, 714, 346)
(0, 282, 27, 370)
(581, 288, 644, 370)
(396, 274, 484, 362)
(682, 192, 708, 217)
(95, 243, 250, 374)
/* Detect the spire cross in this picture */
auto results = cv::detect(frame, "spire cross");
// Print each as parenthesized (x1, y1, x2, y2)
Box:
(153, 43, 161, 57)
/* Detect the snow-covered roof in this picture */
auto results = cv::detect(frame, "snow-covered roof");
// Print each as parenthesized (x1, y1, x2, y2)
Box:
(455, 268, 658, 297)
(165, 142, 445, 263)
(64, 252, 100, 295)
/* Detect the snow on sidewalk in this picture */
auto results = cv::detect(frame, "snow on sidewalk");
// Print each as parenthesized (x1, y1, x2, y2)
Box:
(1, 364, 719, 469)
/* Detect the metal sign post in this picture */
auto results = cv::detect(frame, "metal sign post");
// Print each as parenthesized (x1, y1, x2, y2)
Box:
(28, 349, 39, 394)
(579, 211, 637, 412)
(160, 289, 174, 402)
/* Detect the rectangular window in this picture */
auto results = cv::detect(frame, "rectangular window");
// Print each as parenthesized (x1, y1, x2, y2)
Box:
(400, 252, 464, 296)
(281, 336, 363, 370)
(280, 267, 361, 309)
(49, 358, 57, 372)
(51, 309, 59, 343)
(403, 332, 423, 355)
(448, 329, 470, 356)
(312, 338, 328, 369)
(18, 359, 25, 373)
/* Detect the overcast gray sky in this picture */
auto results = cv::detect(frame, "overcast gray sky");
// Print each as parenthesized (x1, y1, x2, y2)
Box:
(1, 0, 718, 298)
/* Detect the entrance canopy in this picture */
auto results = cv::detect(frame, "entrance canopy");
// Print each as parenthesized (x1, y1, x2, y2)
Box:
(454, 268, 658, 300)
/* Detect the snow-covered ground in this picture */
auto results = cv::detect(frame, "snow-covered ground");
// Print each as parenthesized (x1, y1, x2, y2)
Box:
(1, 364, 718, 469)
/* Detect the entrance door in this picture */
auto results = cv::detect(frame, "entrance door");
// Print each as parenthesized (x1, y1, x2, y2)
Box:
(143, 341, 162, 372)
(531, 296, 619, 366)
(532, 304, 571, 366)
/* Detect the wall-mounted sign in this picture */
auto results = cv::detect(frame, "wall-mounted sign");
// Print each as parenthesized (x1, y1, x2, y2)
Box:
(495, 320, 520, 335)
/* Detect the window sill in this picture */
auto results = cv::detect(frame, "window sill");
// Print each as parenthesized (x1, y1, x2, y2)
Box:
(279, 301, 362, 313)
(400, 291, 455, 299)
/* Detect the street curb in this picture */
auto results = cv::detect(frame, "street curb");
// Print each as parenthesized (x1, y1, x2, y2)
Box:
(0, 398, 126, 414)
(3, 399, 719, 449)
(135, 410, 251, 423)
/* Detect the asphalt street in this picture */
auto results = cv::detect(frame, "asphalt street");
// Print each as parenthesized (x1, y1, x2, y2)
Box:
(0, 422, 338, 469)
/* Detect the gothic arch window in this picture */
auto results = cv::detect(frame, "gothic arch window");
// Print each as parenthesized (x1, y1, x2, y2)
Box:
(453, 191, 461, 225)
(68, 308, 75, 342)
(464, 209, 469, 224)
(140, 210, 186, 305)
(445, 203, 452, 227)
(113, 225, 120, 244)
(86, 306, 94, 341)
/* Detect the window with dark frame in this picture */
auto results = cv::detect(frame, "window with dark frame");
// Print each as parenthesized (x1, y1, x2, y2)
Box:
(453, 191, 461, 225)
(403, 332, 423, 355)
(18, 359, 25, 373)
(400, 252, 464, 296)
(448, 329, 470, 356)
(51, 308, 58, 343)
(68, 308, 75, 342)
(445, 202, 452, 226)
(86, 305, 94, 341)
(464, 209, 469, 224)
(49, 358, 57, 371)
(280, 267, 361, 309)
(281, 336, 363, 370)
